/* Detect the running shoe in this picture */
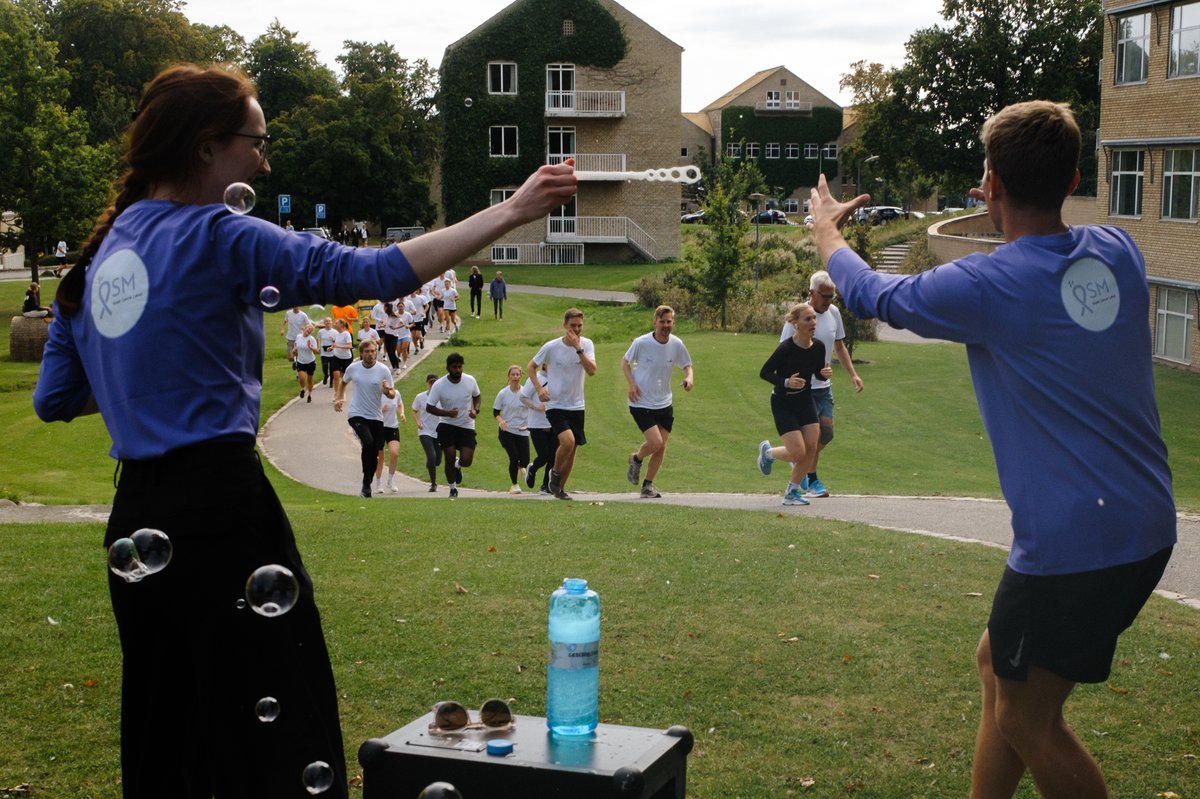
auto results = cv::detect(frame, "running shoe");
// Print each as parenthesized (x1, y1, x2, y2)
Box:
(299, 389, 305, 398)
(449, 486, 458, 499)
(640, 483, 661, 499)
(782, 488, 810, 506)
(306, 395, 311, 403)
(554, 488, 572, 500)
(757, 441, 774, 476)
(428, 483, 437, 492)
(548, 469, 561, 495)
(360, 484, 372, 499)
(805, 478, 830, 498)
(509, 484, 522, 494)
(518, 466, 527, 486)
(525, 467, 537, 489)
(627, 453, 642, 485)
(799, 476, 809, 493)
(539, 486, 552, 495)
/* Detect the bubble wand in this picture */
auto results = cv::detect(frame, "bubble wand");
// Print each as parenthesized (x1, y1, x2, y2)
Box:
(573, 166, 701, 184)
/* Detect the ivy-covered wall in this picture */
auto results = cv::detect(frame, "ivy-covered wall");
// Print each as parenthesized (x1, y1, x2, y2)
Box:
(721, 106, 842, 198)
(439, 0, 627, 225)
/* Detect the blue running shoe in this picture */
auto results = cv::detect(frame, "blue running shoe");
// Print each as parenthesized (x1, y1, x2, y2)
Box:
(799, 476, 810, 492)
(757, 440, 774, 476)
(806, 478, 829, 498)
(782, 488, 810, 506)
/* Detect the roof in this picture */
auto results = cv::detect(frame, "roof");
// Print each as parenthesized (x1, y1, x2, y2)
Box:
(700, 67, 783, 112)
(682, 111, 713, 136)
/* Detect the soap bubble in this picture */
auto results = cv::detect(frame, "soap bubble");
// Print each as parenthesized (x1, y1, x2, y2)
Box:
(464, 97, 473, 108)
(107, 528, 172, 583)
(245, 564, 300, 617)
(256, 696, 280, 722)
(259, 285, 281, 308)
(302, 761, 334, 795)
(223, 182, 256, 214)
(235, 598, 247, 610)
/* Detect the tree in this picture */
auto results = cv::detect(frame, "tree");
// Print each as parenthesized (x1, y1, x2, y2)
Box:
(845, 0, 1102, 198)
(191, 23, 248, 65)
(0, 0, 114, 280)
(49, 0, 211, 146)
(689, 155, 762, 329)
(244, 21, 338, 123)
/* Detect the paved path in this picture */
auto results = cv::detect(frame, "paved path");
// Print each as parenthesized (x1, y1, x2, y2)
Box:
(5, 284, 1196, 609)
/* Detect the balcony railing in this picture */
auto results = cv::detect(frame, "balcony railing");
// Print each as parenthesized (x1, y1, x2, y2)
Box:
(547, 153, 627, 174)
(546, 90, 626, 117)
(546, 216, 658, 260)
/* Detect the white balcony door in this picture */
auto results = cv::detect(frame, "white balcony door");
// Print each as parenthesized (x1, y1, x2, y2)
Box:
(549, 196, 577, 235)
(548, 126, 576, 165)
(547, 64, 575, 110)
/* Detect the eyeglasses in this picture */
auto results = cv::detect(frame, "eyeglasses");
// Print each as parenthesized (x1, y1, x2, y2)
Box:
(428, 699, 514, 734)
(230, 132, 271, 160)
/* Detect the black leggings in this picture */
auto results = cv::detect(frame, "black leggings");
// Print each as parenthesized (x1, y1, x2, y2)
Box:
(528, 427, 557, 489)
(498, 430, 530, 484)
(348, 417, 384, 488)
(419, 435, 442, 485)
(470, 288, 482, 315)
(320, 355, 332, 383)
(492, 296, 504, 319)
(380, 332, 399, 369)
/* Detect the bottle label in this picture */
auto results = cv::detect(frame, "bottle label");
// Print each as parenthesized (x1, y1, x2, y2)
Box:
(549, 640, 599, 669)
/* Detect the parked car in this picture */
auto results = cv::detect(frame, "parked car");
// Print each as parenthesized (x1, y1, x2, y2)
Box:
(300, 227, 330, 239)
(853, 206, 908, 225)
(680, 210, 706, 224)
(751, 209, 789, 225)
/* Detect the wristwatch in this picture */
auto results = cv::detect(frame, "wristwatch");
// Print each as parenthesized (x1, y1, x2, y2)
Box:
(575, 348, 584, 354)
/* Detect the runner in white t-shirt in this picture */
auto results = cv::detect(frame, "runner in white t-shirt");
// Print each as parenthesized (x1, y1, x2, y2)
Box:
(425, 352, 481, 499)
(622, 305, 694, 499)
(293, 324, 320, 403)
(412, 373, 443, 492)
(493, 365, 531, 494)
(526, 308, 597, 499)
(374, 386, 406, 493)
(442, 279, 460, 332)
(317, 317, 336, 387)
(334, 339, 395, 498)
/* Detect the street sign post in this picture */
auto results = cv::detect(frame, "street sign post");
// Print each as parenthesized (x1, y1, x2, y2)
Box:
(278, 194, 291, 227)
(315, 203, 326, 229)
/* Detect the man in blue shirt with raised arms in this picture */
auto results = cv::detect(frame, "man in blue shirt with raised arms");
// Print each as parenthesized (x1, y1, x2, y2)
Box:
(809, 101, 1175, 799)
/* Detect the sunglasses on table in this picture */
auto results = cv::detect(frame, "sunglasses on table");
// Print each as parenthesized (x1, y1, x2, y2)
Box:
(428, 698, 514, 734)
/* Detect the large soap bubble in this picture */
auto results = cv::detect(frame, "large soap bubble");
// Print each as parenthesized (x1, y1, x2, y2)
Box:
(245, 564, 300, 617)
(107, 528, 173, 583)
(302, 761, 334, 795)
(224, 182, 256, 214)
(259, 286, 281, 308)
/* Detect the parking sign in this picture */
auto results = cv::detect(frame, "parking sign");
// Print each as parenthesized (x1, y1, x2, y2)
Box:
(278, 194, 291, 214)
(315, 204, 326, 220)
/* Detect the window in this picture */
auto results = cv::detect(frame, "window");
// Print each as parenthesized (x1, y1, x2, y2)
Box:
(1163, 148, 1200, 219)
(765, 90, 780, 109)
(822, 143, 839, 159)
(488, 62, 517, 95)
(804, 144, 819, 159)
(681, 146, 689, 158)
(547, 126, 575, 164)
(783, 198, 800, 213)
(492, 245, 520, 263)
(546, 64, 575, 111)
(765, 143, 780, 159)
(1109, 150, 1144, 216)
(490, 189, 517, 206)
(489, 126, 518, 157)
(726, 142, 741, 158)
(1170, 3, 1200, 77)
(785, 91, 802, 110)
(562, 19, 575, 36)
(785, 143, 800, 159)
(745, 142, 760, 158)
(1155, 287, 1193, 363)
(1116, 12, 1150, 83)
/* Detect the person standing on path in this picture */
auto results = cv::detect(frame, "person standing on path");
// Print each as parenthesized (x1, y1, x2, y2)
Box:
(425, 352, 481, 499)
(335, 340, 395, 498)
(489, 270, 508, 320)
(467, 265, 484, 319)
(32, 62, 577, 799)
(493, 365, 531, 494)
(778, 270, 864, 498)
(527, 308, 596, 500)
(412, 373, 443, 492)
(809, 100, 1175, 799)
(757, 302, 831, 507)
(622, 305, 693, 499)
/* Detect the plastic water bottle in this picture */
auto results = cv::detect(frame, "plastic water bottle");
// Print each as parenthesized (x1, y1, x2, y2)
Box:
(547, 577, 600, 736)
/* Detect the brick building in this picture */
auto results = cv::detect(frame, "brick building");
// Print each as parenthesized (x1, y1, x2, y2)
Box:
(440, 0, 683, 264)
(1099, 0, 1200, 371)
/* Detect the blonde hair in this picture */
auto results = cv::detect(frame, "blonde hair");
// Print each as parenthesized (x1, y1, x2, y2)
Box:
(784, 302, 815, 326)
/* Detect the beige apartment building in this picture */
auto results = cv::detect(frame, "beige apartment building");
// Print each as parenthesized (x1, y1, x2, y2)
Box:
(440, 0, 683, 264)
(1099, 0, 1200, 371)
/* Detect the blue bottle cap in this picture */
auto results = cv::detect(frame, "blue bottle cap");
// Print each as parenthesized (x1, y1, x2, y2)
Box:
(487, 739, 514, 756)
(563, 578, 588, 593)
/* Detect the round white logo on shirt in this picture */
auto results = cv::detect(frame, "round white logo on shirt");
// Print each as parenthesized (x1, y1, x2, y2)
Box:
(1060, 257, 1119, 332)
(90, 249, 149, 339)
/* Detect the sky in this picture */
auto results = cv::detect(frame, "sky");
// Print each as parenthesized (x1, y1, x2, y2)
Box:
(180, 0, 949, 111)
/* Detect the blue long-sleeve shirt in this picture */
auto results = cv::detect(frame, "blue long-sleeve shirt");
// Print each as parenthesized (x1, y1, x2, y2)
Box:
(34, 201, 419, 460)
(828, 225, 1175, 576)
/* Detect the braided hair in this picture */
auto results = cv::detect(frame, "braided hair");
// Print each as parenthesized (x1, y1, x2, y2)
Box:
(56, 64, 258, 317)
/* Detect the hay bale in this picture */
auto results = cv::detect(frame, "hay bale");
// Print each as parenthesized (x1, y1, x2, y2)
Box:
(10, 315, 50, 361)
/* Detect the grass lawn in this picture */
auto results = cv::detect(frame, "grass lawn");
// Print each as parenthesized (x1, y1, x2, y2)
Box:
(1, 269, 1198, 797)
